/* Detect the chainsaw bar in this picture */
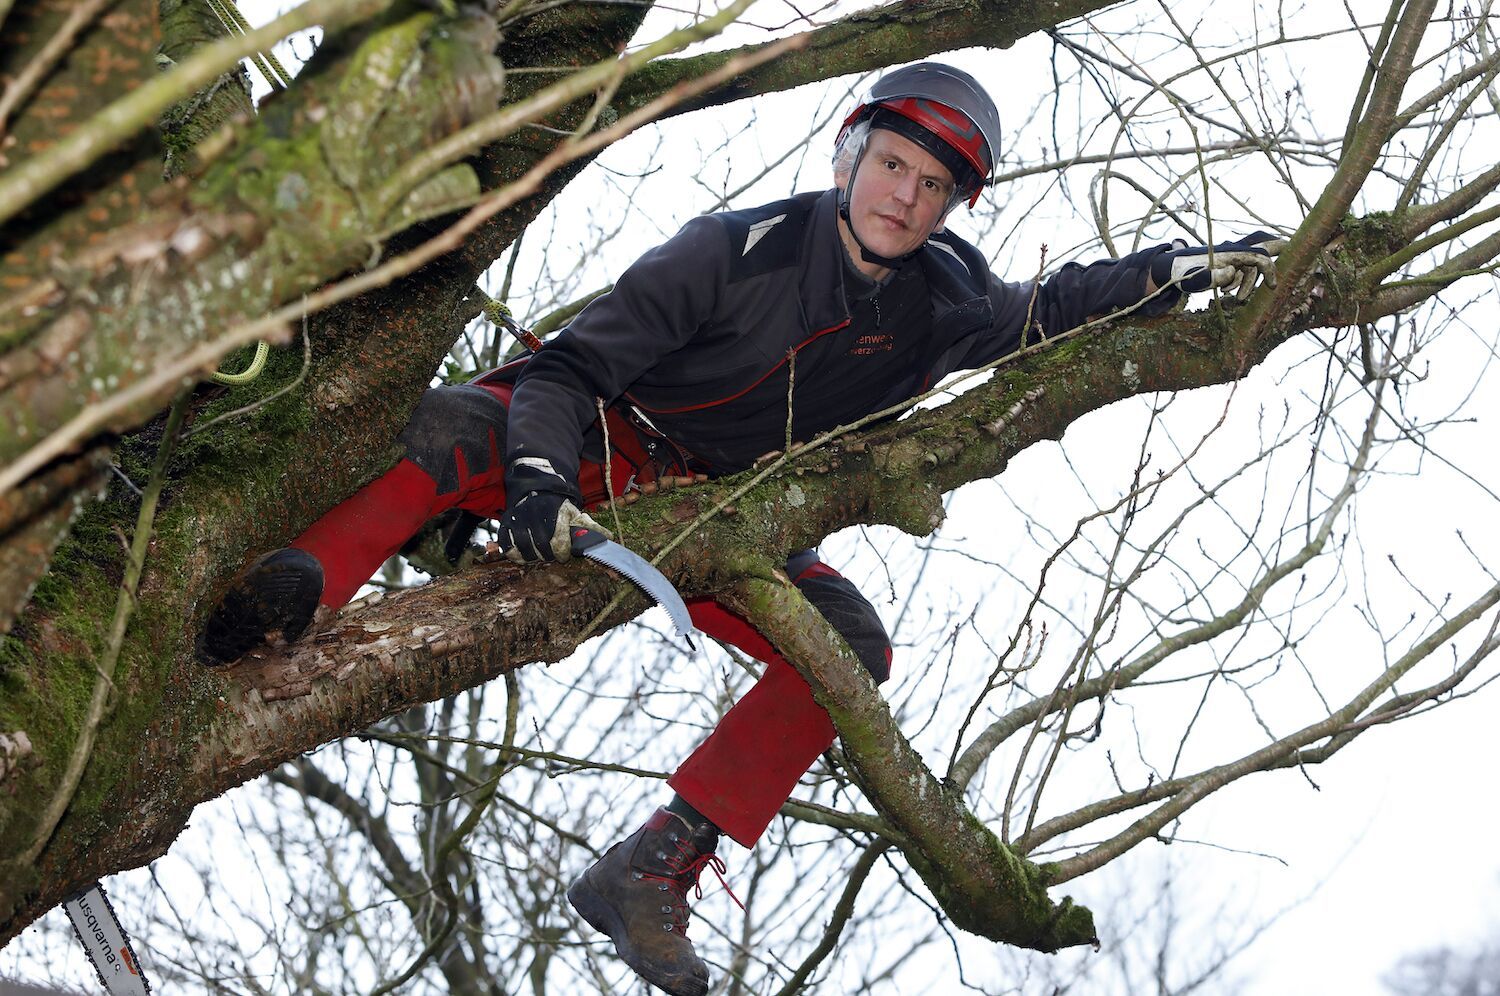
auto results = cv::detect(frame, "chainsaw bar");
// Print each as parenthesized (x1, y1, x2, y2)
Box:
(63, 882, 150, 995)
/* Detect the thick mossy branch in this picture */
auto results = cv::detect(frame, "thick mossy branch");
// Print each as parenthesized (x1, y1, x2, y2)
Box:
(0, 0, 621, 942)
(0, 0, 655, 945)
(0, 218, 1426, 946)
(0, 449, 108, 635)
(0, 4, 504, 473)
(0, 257, 1455, 945)
(0, 0, 165, 291)
(0, 1, 512, 637)
(158, 0, 256, 180)
(2, 0, 1496, 959)
(615, 0, 1123, 120)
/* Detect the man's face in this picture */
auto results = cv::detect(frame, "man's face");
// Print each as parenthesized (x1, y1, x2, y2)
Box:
(836, 128, 956, 267)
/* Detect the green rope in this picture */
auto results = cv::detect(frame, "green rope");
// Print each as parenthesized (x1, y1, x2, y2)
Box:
(209, 339, 269, 385)
(200, 0, 283, 384)
(204, 0, 293, 90)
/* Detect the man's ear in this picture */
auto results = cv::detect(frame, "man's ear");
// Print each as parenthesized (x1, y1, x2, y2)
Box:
(834, 168, 850, 193)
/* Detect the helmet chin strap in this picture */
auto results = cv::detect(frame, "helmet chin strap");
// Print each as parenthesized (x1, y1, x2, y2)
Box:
(838, 147, 923, 270)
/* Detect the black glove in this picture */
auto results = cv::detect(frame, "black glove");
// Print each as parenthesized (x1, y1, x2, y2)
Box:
(1149, 231, 1282, 299)
(497, 460, 607, 563)
(497, 490, 572, 562)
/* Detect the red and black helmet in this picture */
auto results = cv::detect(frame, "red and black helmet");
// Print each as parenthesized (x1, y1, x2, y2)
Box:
(837, 62, 1001, 208)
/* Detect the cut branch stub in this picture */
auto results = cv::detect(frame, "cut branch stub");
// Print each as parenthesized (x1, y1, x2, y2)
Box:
(727, 575, 1097, 952)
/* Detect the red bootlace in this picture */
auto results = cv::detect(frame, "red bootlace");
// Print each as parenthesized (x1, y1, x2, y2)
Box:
(648, 836, 745, 936)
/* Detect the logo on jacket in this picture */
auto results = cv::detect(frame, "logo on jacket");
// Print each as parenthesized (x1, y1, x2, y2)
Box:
(743, 214, 788, 256)
(849, 333, 895, 356)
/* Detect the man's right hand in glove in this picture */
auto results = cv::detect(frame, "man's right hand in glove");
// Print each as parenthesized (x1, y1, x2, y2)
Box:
(496, 459, 609, 563)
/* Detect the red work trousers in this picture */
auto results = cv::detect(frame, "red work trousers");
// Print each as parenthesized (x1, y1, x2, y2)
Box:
(289, 380, 889, 846)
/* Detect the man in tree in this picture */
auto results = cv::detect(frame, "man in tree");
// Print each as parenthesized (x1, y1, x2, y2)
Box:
(199, 63, 1276, 995)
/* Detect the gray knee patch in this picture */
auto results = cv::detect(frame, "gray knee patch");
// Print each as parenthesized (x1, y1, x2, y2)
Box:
(398, 385, 508, 494)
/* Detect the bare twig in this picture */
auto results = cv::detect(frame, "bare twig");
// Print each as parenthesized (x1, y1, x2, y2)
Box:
(1394, 61, 1500, 211)
(772, 839, 892, 996)
(1238, 0, 1440, 341)
(596, 397, 624, 542)
(1044, 582, 1500, 881)
(784, 348, 796, 455)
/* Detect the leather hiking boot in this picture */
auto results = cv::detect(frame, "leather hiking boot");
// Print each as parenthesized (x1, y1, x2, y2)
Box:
(199, 549, 323, 666)
(568, 808, 731, 996)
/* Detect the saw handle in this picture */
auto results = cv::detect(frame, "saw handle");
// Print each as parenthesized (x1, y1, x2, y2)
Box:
(571, 527, 608, 556)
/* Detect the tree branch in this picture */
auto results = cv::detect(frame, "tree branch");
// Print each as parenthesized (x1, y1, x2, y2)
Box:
(1044, 580, 1500, 882)
(612, 0, 1127, 121)
(0, 0, 393, 227)
(1235, 0, 1439, 345)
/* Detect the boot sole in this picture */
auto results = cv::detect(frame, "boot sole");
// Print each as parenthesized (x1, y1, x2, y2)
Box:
(567, 875, 708, 996)
(199, 549, 323, 666)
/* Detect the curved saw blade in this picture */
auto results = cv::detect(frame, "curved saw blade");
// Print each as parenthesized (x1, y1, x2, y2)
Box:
(571, 528, 696, 652)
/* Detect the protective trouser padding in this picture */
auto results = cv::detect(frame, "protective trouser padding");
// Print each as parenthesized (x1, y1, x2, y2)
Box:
(290, 380, 659, 608)
(668, 560, 892, 848)
(787, 562, 892, 682)
(398, 384, 509, 495)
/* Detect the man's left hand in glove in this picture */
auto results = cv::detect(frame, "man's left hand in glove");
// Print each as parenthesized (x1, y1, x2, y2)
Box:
(1149, 231, 1285, 304)
(496, 459, 610, 564)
